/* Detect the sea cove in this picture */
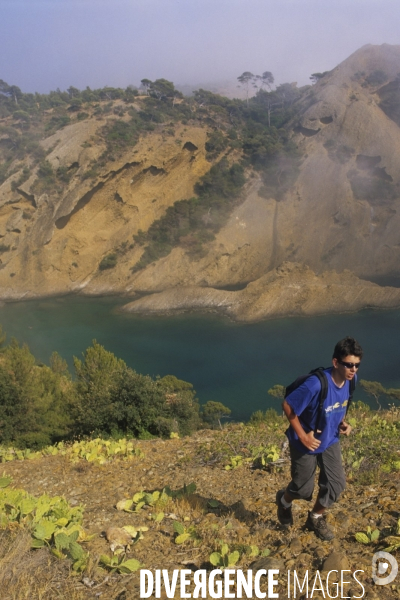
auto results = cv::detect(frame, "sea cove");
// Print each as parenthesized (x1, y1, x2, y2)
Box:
(0, 296, 399, 420)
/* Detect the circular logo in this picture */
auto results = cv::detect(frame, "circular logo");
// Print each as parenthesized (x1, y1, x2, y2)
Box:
(372, 551, 398, 586)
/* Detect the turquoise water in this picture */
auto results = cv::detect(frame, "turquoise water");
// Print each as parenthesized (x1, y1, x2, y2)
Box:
(1, 296, 399, 420)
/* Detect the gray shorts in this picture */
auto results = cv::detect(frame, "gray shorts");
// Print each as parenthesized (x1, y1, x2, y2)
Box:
(286, 442, 346, 508)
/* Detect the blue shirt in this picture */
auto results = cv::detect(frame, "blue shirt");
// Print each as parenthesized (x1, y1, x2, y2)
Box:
(285, 368, 354, 454)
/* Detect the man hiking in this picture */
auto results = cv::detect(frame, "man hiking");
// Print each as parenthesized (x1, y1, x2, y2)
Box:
(276, 336, 363, 541)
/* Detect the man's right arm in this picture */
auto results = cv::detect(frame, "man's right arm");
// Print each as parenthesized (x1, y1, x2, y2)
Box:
(282, 399, 321, 452)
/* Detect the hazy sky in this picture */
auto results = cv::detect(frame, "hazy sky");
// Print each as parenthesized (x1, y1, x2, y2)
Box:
(1, 0, 400, 94)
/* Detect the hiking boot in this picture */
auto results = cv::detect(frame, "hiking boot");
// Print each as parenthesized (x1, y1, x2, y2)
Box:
(304, 511, 334, 541)
(276, 489, 293, 527)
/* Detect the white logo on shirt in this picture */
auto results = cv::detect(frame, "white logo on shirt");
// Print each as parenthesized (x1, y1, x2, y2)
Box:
(325, 401, 347, 413)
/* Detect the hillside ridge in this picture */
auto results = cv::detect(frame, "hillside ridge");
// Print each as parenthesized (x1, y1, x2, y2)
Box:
(1, 44, 400, 320)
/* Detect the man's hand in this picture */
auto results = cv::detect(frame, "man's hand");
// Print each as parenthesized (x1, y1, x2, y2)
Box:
(339, 420, 352, 436)
(300, 430, 321, 452)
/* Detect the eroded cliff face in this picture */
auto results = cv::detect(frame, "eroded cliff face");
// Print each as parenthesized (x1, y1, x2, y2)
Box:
(0, 119, 210, 299)
(130, 44, 400, 296)
(1, 44, 400, 322)
(121, 44, 400, 320)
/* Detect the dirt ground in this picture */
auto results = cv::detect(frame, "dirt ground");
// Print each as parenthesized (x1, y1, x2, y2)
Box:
(1, 430, 399, 599)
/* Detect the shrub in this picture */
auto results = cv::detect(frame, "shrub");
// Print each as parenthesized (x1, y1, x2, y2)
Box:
(0, 340, 73, 447)
(45, 115, 71, 131)
(37, 160, 54, 180)
(249, 408, 280, 425)
(99, 253, 117, 270)
(72, 342, 194, 438)
(202, 401, 231, 429)
(14, 432, 51, 450)
(153, 416, 176, 437)
(365, 70, 388, 86)
(205, 130, 228, 159)
(11, 167, 31, 191)
(72, 341, 128, 435)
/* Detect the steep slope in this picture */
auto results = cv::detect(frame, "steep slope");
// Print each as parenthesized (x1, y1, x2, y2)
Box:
(0, 116, 210, 298)
(1, 45, 400, 322)
(121, 44, 400, 319)
(131, 44, 400, 295)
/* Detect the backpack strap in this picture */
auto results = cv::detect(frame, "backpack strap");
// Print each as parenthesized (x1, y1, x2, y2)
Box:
(311, 368, 329, 433)
(345, 376, 357, 417)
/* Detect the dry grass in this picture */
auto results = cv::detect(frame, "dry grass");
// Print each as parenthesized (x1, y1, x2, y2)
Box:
(0, 530, 89, 600)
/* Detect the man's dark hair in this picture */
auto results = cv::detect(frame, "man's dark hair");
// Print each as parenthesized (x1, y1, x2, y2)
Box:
(333, 336, 363, 360)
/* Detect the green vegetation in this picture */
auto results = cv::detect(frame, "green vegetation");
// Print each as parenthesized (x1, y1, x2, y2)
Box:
(209, 543, 240, 569)
(0, 349, 399, 597)
(209, 542, 270, 569)
(30, 159, 77, 196)
(0, 322, 398, 460)
(0, 77, 189, 192)
(360, 379, 400, 410)
(354, 521, 400, 554)
(132, 159, 246, 268)
(72, 341, 201, 439)
(224, 442, 280, 471)
(0, 438, 144, 465)
(0, 477, 88, 571)
(249, 407, 281, 426)
(98, 253, 118, 270)
(99, 554, 142, 574)
(193, 400, 400, 482)
(0, 328, 203, 447)
(342, 404, 400, 484)
(355, 526, 380, 545)
(267, 384, 285, 399)
(310, 71, 331, 83)
(173, 520, 200, 545)
(10, 166, 31, 190)
(202, 400, 231, 428)
(364, 69, 388, 87)
(0, 336, 73, 448)
(116, 483, 197, 515)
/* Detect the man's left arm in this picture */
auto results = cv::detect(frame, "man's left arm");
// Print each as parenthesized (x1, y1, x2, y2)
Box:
(339, 420, 352, 436)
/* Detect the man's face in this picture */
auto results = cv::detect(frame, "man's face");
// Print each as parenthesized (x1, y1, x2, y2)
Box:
(332, 354, 361, 381)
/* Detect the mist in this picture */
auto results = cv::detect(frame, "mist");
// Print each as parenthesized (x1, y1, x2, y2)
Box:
(1, 0, 400, 95)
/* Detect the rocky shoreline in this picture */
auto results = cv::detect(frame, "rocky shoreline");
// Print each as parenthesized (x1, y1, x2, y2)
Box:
(2, 262, 400, 324)
(120, 263, 400, 323)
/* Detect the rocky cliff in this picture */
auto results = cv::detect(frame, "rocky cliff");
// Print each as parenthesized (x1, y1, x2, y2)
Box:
(127, 45, 400, 296)
(0, 116, 210, 299)
(1, 44, 400, 321)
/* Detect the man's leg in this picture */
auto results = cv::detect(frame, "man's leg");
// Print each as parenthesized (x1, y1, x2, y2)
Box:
(316, 441, 346, 508)
(276, 446, 317, 527)
(305, 442, 346, 540)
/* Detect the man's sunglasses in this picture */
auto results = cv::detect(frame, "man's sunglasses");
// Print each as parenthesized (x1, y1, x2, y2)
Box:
(338, 360, 361, 369)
